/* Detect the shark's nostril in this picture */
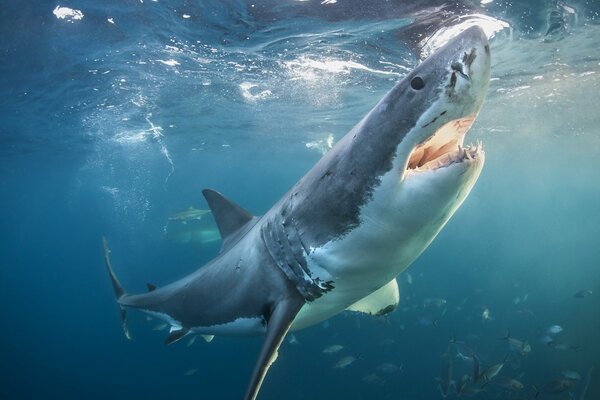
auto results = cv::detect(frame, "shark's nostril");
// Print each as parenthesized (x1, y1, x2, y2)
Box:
(451, 62, 463, 73)
(451, 61, 470, 80)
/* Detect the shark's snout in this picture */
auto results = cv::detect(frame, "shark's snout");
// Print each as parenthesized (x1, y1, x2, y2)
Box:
(399, 26, 490, 179)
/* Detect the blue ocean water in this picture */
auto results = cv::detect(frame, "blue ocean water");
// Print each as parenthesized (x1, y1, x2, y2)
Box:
(1, 1, 599, 399)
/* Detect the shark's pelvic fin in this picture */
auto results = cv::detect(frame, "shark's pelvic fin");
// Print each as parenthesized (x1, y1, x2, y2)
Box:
(165, 327, 190, 346)
(102, 237, 131, 339)
(202, 189, 259, 252)
(347, 278, 400, 316)
(244, 295, 305, 400)
(201, 334, 215, 343)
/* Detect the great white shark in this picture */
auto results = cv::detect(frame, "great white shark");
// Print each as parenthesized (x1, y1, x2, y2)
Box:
(103, 26, 491, 400)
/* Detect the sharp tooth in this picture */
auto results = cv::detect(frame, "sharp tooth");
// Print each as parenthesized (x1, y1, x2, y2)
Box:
(465, 151, 472, 160)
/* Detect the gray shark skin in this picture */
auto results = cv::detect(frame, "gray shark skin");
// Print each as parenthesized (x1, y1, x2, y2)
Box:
(103, 26, 491, 400)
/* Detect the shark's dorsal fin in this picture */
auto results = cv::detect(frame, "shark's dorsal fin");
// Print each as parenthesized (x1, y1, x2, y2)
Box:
(347, 278, 400, 316)
(202, 189, 258, 252)
(244, 295, 305, 400)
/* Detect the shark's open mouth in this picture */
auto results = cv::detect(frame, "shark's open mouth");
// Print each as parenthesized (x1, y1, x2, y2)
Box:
(406, 115, 482, 173)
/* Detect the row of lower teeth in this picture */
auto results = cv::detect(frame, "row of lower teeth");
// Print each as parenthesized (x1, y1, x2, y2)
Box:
(412, 141, 483, 171)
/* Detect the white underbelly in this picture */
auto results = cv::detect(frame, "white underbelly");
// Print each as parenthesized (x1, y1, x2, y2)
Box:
(292, 169, 470, 330)
(291, 229, 428, 330)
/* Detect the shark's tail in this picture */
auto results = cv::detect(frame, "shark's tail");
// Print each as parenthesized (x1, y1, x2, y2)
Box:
(102, 237, 131, 340)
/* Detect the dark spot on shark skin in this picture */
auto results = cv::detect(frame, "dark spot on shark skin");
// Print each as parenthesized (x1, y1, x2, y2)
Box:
(484, 44, 490, 55)
(423, 111, 447, 128)
(321, 170, 333, 180)
(422, 116, 438, 129)
(462, 48, 476, 68)
(450, 71, 457, 88)
(375, 304, 397, 316)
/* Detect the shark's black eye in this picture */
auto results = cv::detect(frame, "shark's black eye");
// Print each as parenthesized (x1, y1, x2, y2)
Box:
(411, 76, 425, 90)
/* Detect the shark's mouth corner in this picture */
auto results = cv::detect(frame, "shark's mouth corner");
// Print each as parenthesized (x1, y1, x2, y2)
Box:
(404, 115, 483, 175)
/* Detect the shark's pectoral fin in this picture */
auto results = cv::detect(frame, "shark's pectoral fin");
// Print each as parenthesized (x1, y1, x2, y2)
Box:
(347, 278, 400, 316)
(120, 308, 131, 340)
(202, 189, 260, 252)
(245, 295, 305, 400)
(164, 327, 189, 346)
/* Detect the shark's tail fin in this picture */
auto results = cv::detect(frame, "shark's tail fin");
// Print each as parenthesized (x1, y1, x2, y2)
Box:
(102, 237, 131, 340)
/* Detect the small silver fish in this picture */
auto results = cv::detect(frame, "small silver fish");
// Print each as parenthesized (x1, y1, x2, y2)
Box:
(480, 357, 506, 382)
(184, 368, 198, 376)
(502, 330, 531, 355)
(535, 379, 577, 395)
(517, 308, 535, 318)
(560, 370, 581, 380)
(450, 338, 475, 359)
(550, 342, 579, 351)
(546, 325, 563, 335)
(424, 298, 447, 308)
(493, 377, 523, 391)
(168, 207, 211, 222)
(322, 345, 344, 354)
(376, 362, 401, 374)
(482, 308, 492, 321)
(334, 355, 357, 369)
(457, 385, 486, 397)
(540, 335, 554, 345)
(574, 289, 592, 298)
(362, 373, 385, 385)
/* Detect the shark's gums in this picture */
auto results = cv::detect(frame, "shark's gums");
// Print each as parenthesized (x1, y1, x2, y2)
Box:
(103, 26, 491, 400)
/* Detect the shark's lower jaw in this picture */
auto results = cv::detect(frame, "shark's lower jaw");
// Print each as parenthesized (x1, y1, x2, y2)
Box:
(404, 115, 483, 177)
